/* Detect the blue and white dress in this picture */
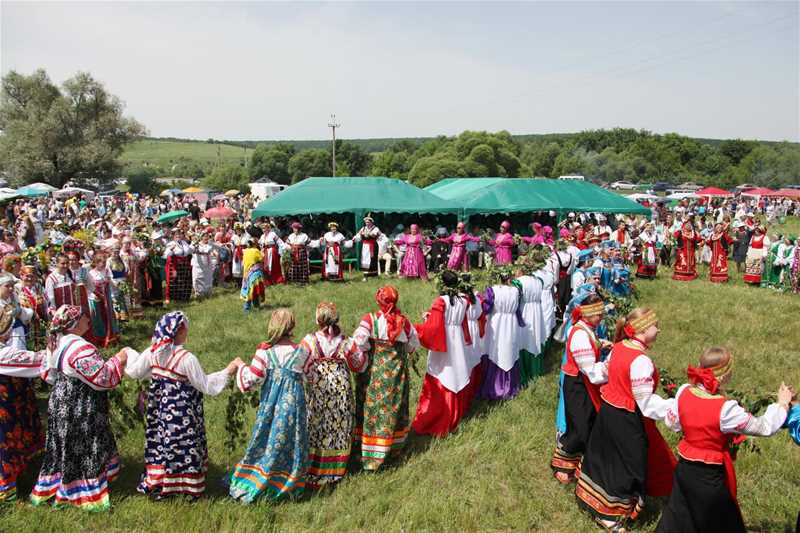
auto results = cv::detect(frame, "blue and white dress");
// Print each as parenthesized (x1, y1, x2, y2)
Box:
(125, 343, 230, 498)
(229, 343, 309, 502)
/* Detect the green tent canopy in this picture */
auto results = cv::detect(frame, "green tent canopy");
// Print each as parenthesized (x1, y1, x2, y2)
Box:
(251, 177, 461, 225)
(425, 178, 650, 216)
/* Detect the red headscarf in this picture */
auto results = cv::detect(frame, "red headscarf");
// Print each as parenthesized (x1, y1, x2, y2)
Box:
(375, 285, 408, 343)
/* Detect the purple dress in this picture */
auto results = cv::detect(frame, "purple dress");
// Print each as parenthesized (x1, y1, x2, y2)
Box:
(396, 234, 429, 279)
(493, 233, 515, 265)
(477, 285, 525, 400)
(443, 233, 479, 271)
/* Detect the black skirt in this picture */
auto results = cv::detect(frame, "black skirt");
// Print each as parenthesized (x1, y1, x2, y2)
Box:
(656, 458, 745, 533)
(552, 374, 596, 474)
(576, 401, 647, 521)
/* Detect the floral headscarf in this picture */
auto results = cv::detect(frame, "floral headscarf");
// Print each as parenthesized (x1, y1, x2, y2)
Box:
(48, 304, 83, 350)
(150, 311, 188, 359)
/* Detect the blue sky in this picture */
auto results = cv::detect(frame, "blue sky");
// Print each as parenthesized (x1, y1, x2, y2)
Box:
(2, 1, 797, 142)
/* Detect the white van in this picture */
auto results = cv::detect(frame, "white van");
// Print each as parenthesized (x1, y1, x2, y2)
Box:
(558, 175, 585, 181)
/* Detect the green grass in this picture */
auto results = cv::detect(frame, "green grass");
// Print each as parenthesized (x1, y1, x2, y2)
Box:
(3, 268, 799, 532)
(121, 140, 250, 168)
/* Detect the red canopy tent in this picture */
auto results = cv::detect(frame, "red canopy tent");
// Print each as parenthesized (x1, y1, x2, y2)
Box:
(762, 188, 800, 198)
(696, 186, 733, 197)
(741, 187, 775, 197)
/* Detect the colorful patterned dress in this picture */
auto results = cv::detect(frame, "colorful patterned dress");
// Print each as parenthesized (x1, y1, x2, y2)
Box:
(31, 334, 124, 511)
(230, 343, 309, 502)
(164, 240, 193, 302)
(672, 227, 703, 281)
(86, 268, 120, 348)
(300, 332, 366, 489)
(240, 248, 265, 311)
(286, 233, 310, 284)
(352, 311, 420, 470)
(0, 345, 46, 502)
(743, 234, 769, 284)
(125, 344, 230, 498)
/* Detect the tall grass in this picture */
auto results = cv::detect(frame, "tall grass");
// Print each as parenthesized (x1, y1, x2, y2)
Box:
(3, 267, 799, 532)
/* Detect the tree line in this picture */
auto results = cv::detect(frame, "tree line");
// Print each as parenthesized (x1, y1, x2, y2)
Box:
(2, 69, 798, 194)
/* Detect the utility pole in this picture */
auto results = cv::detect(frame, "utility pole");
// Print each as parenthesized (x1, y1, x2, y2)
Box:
(328, 114, 341, 176)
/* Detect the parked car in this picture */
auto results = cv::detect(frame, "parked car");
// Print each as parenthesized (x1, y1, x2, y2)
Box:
(610, 180, 637, 190)
(652, 181, 672, 192)
(783, 184, 800, 190)
(636, 183, 654, 191)
(678, 181, 703, 191)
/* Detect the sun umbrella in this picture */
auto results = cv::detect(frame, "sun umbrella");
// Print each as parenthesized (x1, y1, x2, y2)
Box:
(160, 188, 183, 196)
(211, 193, 227, 201)
(204, 206, 236, 219)
(225, 189, 240, 197)
(183, 186, 204, 193)
(157, 210, 190, 224)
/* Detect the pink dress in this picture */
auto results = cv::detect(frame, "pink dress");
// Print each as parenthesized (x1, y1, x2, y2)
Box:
(493, 233, 515, 265)
(396, 233, 430, 278)
(442, 233, 480, 271)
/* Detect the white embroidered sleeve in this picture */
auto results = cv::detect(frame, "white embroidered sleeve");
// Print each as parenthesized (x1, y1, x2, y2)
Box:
(352, 318, 372, 353)
(570, 329, 607, 384)
(631, 355, 671, 421)
(236, 349, 269, 393)
(0, 346, 46, 378)
(720, 400, 788, 436)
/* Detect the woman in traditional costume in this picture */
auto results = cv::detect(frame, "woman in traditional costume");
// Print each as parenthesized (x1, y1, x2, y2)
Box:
(706, 223, 734, 283)
(67, 251, 91, 318)
(0, 303, 45, 503)
(491, 221, 515, 266)
(230, 223, 250, 285)
(31, 305, 128, 511)
(190, 230, 217, 299)
(395, 224, 431, 279)
(611, 221, 631, 248)
(120, 237, 147, 318)
(163, 229, 193, 303)
(462, 273, 486, 403)
(515, 250, 548, 387)
(258, 220, 285, 285)
(743, 225, 769, 285)
(635, 223, 659, 279)
(656, 347, 792, 533)
(240, 241, 265, 311)
(551, 294, 609, 483)
(439, 222, 481, 272)
(45, 253, 77, 315)
(576, 308, 676, 531)
(105, 245, 129, 322)
(351, 286, 419, 470)
(286, 222, 311, 284)
(229, 309, 309, 502)
(318, 222, 349, 282)
(536, 257, 557, 340)
(86, 251, 119, 348)
(478, 266, 524, 401)
(300, 302, 366, 489)
(765, 234, 795, 289)
(17, 265, 47, 350)
(412, 270, 474, 437)
(672, 220, 703, 281)
(353, 215, 381, 279)
(125, 311, 238, 499)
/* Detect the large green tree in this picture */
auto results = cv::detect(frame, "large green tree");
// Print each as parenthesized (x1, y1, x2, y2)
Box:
(249, 143, 295, 184)
(0, 69, 145, 187)
(287, 148, 331, 183)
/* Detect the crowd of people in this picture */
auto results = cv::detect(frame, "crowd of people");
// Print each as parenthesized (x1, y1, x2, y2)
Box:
(0, 189, 798, 531)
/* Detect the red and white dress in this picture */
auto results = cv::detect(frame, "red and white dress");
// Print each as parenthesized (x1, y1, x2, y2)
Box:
(743, 234, 769, 284)
(412, 295, 473, 437)
(259, 230, 285, 285)
(44, 271, 77, 315)
(317, 231, 350, 281)
(707, 232, 734, 283)
(657, 384, 788, 532)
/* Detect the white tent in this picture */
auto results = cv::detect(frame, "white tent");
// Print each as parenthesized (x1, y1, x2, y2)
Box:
(666, 192, 699, 200)
(52, 187, 95, 199)
(626, 193, 659, 201)
(26, 182, 57, 192)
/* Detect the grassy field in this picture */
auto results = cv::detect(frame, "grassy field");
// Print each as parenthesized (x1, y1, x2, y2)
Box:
(3, 259, 799, 532)
(121, 139, 250, 168)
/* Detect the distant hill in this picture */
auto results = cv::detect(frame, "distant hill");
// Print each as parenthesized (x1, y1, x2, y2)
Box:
(121, 133, 792, 170)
